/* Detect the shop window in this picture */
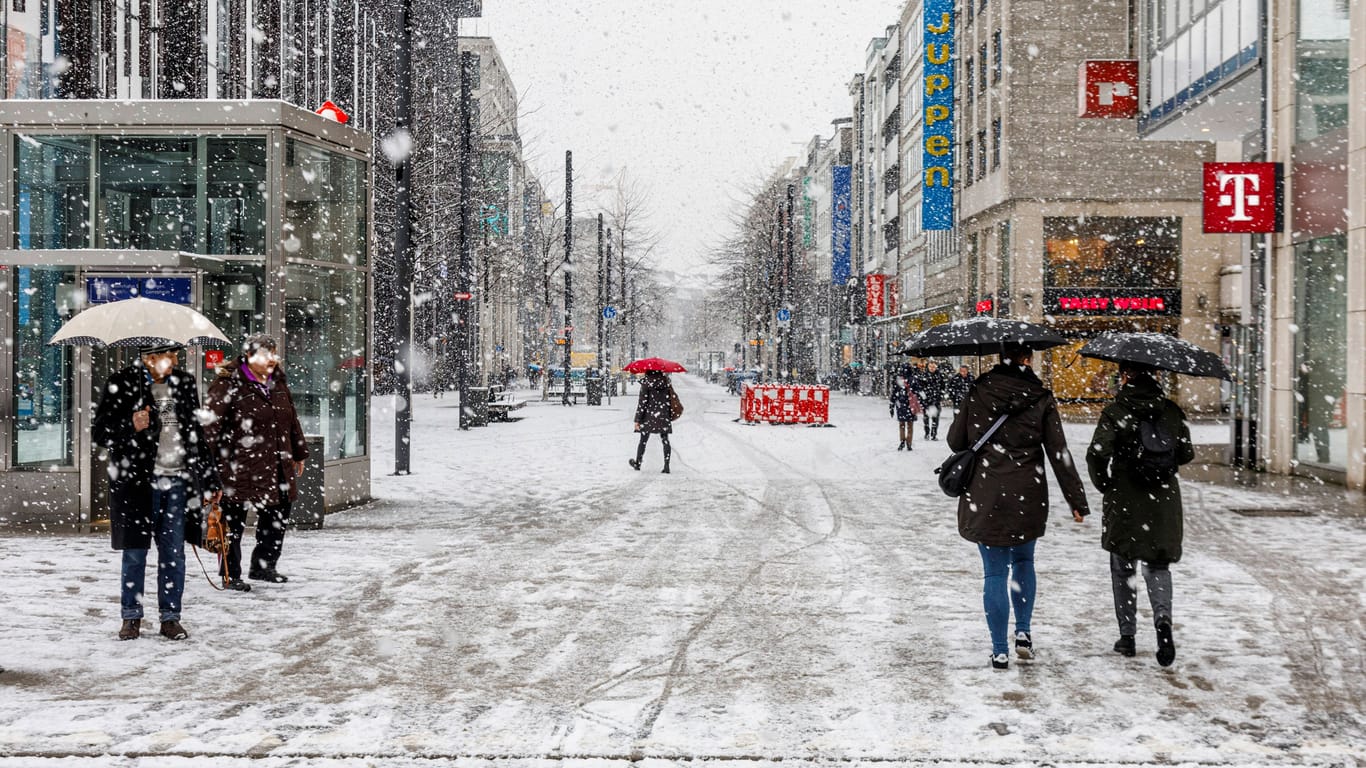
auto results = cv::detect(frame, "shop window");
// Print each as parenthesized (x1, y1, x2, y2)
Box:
(97, 136, 199, 251)
(15, 136, 92, 249)
(1043, 217, 1180, 288)
(12, 267, 76, 467)
(284, 264, 368, 460)
(1292, 235, 1347, 467)
(284, 139, 367, 266)
(206, 137, 268, 255)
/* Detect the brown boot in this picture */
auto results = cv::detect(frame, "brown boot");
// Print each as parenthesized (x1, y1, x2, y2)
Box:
(159, 620, 189, 641)
(118, 619, 141, 640)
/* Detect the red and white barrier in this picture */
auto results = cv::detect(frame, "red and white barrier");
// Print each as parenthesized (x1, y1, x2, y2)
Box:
(741, 384, 830, 424)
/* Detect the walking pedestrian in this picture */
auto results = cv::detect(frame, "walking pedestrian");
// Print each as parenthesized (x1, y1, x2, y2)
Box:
(629, 370, 677, 473)
(921, 361, 947, 440)
(946, 343, 1090, 670)
(204, 334, 309, 588)
(889, 363, 922, 450)
(1085, 361, 1193, 667)
(92, 344, 221, 641)
(948, 364, 973, 413)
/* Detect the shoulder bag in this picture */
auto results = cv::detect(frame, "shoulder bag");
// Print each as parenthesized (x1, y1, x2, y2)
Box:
(935, 412, 1010, 498)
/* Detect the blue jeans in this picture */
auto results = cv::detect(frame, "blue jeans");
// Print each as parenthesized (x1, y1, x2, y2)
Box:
(978, 540, 1037, 655)
(120, 477, 187, 622)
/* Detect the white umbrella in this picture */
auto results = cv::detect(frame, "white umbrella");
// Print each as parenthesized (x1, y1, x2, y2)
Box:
(47, 297, 231, 348)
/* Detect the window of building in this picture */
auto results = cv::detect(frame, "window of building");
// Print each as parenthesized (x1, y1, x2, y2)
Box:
(1292, 234, 1348, 467)
(12, 267, 76, 467)
(977, 129, 987, 179)
(965, 57, 974, 109)
(997, 220, 1011, 310)
(15, 136, 92, 249)
(285, 262, 368, 461)
(965, 139, 975, 187)
(1295, 0, 1350, 142)
(966, 232, 980, 298)
(284, 139, 368, 266)
(991, 118, 1001, 170)
(206, 137, 268, 255)
(978, 46, 988, 94)
(1043, 217, 1181, 288)
(967, 0, 975, 27)
(97, 137, 199, 251)
(992, 30, 1002, 83)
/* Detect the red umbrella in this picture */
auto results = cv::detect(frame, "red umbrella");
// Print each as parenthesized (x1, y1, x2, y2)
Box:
(622, 357, 687, 373)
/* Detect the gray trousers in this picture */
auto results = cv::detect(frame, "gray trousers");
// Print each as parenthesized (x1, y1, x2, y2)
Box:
(1110, 552, 1173, 636)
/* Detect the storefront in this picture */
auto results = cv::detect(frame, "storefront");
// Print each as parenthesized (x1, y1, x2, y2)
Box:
(0, 101, 372, 529)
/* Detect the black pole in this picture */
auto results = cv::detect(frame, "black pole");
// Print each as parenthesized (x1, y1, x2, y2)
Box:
(596, 213, 604, 382)
(562, 151, 573, 405)
(620, 228, 628, 370)
(785, 183, 795, 383)
(393, 0, 414, 474)
(456, 49, 475, 428)
(605, 228, 613, 391)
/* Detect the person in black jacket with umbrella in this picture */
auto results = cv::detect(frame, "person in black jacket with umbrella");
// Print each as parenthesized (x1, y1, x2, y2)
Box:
(92, 344, 221, 641)
(629, 370, 677, 473)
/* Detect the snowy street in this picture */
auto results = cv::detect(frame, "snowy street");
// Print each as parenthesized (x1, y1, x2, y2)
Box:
(1, 374, 1363, 767)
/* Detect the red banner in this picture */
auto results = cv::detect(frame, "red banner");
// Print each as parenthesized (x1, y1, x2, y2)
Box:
(1203, 162, 1281, 233)
(866, 274, 886, 317)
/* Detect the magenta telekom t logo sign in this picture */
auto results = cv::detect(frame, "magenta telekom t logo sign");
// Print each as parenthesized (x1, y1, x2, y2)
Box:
(1203, 162, 1281, 233)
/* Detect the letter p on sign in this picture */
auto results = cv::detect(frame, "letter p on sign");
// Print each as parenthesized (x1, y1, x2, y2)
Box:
(1078, 60, 1138, 118)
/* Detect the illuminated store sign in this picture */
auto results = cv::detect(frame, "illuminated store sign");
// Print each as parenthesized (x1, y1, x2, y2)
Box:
(1203, 162, 1282, 233)
(922, 0, 954, 230)
(1044, 288, 1182, 316)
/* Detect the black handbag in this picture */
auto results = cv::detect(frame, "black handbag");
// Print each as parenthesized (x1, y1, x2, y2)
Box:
(935, 412, 1010, 497)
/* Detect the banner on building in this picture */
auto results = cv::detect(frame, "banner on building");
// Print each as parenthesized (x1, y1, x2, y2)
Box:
(866, 273, 887, 316)
(1203, 162, 1282, 233)
(922, 0, 955, 230)
(832, 165, 852, 285)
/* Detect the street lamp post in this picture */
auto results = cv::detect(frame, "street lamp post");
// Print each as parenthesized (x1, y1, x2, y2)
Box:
(456, 49, 476, 429)
(562, 151, 573, 406)
(393, 0, 415, 474)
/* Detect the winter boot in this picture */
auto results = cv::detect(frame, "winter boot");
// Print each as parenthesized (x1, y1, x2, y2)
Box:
(1014, 631, 1033, 660)
(990, 653, 1009, 670)
(118, 619, 141, 641)
(159, 620, 189, 641)
(628, 458, 641, 471)
(1155, 621, 1176, 667)
(1113, 635, 1136, 657)
(897, 440, 905, 451)
(661, 464, 670, 474)
(225, 579, 252, 592)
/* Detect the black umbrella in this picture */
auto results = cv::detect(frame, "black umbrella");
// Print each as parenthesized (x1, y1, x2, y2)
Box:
(897, 317, 1068, 357)
(1079, 332, 1231, 380)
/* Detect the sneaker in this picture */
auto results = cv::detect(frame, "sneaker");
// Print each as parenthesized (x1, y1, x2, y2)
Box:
(628, 459, 640, 471)
(249, 569, 288, 584)
(1014, 631, 1033, 660)
(225, 579, 252, 592)
(1114, 634, 1137, 657)
(990, 653, 1009, 670)
(159, 620, 189, 641)
(118, 619, 141, 641)
(1155, 621, 1176, 667)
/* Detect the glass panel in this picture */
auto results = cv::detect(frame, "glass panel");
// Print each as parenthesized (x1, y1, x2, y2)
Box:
(1190, 17, 1207, 81)
(1043, 217, 1181, 288)
(15, 135, 92, 249)
(1292, 236, 1347, 467)
(97, 136, 198, 251)
(13, 267, 76, 467)
(201, 262, 267, 356)
(284, 264, 368, 460)
(206, 138, 268, 255)
(284, 140, 367, 266)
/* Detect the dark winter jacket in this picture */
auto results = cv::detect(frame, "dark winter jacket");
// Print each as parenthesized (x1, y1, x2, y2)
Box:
(92, 365, 220, 550)
(1086, 374, 1194, 563)
(889, 371, 921, 422)
(948, 372, 973, 407)
(946, 363, 1091, 546)
(634, 374, 675, 434)
(203, 359, 309, 507)
(920, 367, 947, 408)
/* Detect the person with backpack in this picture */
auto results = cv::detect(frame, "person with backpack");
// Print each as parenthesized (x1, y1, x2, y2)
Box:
(629, 370, 679, 473)
(947, 344, 1089, 670)
(1085, 361, 1194, 667)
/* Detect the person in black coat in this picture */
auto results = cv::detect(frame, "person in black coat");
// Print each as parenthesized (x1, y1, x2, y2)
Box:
(948, 365, 973, 411)
(629, 370, 677, 473)
(92, 344, 221, 642)
(889, 363, 920, 450)
(920, 361, 948, 440)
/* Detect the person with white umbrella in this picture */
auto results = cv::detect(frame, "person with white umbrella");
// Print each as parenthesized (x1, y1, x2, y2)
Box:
(92, 343, 222, 641)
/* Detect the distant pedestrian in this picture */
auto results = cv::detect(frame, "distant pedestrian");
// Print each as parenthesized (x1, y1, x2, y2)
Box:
(629, 370, 678, 473)
(889, 364, 922, 451)
(946, 343, 1090, 670)
(204, 334, 309, 589)
(92, 343, 221, 642)
(948, 364, 973, 412)
(921, 361, 947, 440)
(1085, 362, 1194, 667)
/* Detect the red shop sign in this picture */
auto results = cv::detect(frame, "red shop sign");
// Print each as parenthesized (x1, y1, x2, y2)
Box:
(865, 274, 886, 317)
(1203, 162, 1282, 233)
(1077, 60, 1139, 119)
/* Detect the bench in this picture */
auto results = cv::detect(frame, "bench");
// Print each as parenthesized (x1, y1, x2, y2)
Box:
(487, 389, 526, 421)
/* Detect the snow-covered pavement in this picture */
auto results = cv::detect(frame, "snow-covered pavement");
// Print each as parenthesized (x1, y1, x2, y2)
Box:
(1, 374, 1363, 767)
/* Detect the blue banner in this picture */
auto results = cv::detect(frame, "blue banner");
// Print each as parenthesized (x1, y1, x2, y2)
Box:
(922, 0, 955, 230)
(87, 276, 194, 305)
(832, 165, 852, 285)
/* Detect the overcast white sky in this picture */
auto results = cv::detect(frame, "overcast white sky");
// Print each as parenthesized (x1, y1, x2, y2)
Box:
(465, 1, 905, 276)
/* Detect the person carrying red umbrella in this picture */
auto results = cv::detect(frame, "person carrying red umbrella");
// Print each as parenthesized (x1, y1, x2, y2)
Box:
(622, 358, 685, 474)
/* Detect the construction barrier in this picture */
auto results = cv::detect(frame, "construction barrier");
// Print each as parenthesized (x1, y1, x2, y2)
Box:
(741, 384, 830, 425)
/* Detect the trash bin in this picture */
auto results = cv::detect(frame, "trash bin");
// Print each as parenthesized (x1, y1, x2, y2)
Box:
(586, 376, 603, 406)
(292, 435, 325, 530)
(467, 387, 490, 426)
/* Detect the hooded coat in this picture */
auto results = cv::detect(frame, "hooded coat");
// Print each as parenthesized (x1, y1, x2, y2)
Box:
(92, 365, 221, 550)
(1085, 373, 1194, 563)
(634, 373, 676, 434)
(946, 363, 1091, 546)
(203, 358, 309, 507)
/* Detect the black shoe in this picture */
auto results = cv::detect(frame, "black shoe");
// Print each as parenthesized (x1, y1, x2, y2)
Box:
(897, 441, 905, 451)
(225, 579, 252, 592)
(990, 653, 1009, 670)
(159, 620, 189, 641)
(249, 569, 288, 583)
(1114, 634, 1136, 657)
(1155, 621, 1175, 667)
(1014, 631, 1033, 660)
(628, 459, 640, 471)
(661, 466, 670, 474)
(118, 618, 141, 641)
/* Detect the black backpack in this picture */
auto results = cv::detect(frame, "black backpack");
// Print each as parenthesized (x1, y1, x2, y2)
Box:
(1124, 411, 1180, 482)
